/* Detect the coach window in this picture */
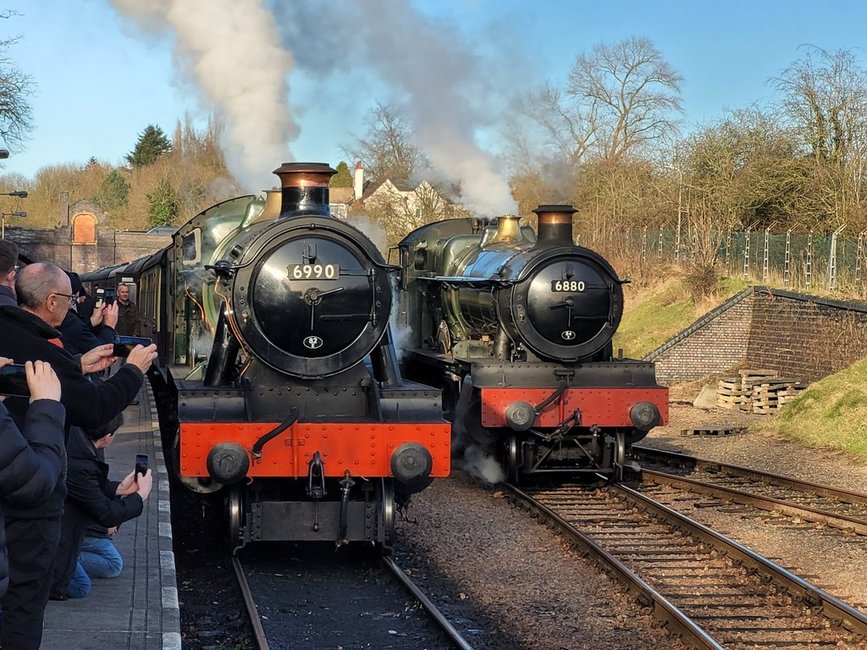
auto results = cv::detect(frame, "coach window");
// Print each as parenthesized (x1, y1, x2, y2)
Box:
(72, 213, 97, 244)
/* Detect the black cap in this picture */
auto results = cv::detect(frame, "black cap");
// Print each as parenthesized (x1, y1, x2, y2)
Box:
(66, 271, 83, 297)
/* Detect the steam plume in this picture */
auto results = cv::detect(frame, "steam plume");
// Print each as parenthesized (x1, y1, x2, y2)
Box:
(110, 0, 519, 214)
(108, 0, 296, 192)
(274, 0, 518, 216)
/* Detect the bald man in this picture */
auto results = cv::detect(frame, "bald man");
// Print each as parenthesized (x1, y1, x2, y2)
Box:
(0, 262, 157, 649)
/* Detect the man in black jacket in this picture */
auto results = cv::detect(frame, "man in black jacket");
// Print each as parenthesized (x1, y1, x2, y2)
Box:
(115, 283, 141, 336)
(0, 359, 66, 601)
(50, 414, 153, 599)
(0, 262, 157, 650)
(58, 272, 120, 356)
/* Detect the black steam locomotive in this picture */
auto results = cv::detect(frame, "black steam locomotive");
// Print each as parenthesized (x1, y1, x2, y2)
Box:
(397, 205, 668, 482)
(84, 163, 450, 551)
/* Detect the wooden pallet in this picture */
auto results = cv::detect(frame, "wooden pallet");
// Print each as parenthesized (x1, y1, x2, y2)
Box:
(683, 425, 748, 436)
(718, 370, 807, 414)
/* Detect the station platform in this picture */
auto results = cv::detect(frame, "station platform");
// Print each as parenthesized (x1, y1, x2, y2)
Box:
(41, 380, 181, 650)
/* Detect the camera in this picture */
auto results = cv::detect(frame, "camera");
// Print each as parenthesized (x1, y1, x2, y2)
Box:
(0, 363, 29, 398)
(134, 454, 149, 479)
(113, 336, 153, 358)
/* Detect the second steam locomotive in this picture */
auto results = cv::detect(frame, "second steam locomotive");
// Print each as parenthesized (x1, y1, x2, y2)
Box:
(397, 205, 668, 482)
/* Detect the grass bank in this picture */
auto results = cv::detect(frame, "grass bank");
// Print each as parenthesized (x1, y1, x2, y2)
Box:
(614, 274, 749, 359)
(771, 358, 867, 463)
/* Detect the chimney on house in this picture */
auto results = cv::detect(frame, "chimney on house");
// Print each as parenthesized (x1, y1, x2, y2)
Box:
(354, 161, 364, 201)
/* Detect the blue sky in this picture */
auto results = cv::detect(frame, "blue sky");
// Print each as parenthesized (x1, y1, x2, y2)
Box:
(3, 0, 867, 194)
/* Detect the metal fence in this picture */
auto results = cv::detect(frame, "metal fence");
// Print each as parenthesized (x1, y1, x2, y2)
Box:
(576, 225, 867, 296)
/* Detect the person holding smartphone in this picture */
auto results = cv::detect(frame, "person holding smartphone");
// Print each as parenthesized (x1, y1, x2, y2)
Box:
(50, 414, 152, 600)
(58, 272, 121, 357)
(0, 359, 65, 610)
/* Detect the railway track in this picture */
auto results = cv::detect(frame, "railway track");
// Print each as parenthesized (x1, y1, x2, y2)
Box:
(630, 446, 867, 535)
(507, 481, 867, 649)
(232, 545, 472, 649)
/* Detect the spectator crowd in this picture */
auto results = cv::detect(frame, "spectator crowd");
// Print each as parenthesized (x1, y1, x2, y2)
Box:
(0, 239, 155, 649)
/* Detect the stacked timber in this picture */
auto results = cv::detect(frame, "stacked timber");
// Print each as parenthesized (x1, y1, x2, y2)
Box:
(716, 377, 750, 410)
(716, 369, 807, 414)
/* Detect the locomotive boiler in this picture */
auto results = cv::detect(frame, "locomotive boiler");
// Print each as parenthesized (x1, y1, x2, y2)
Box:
(90, 163, 451, 552)
(398, 205, 668, 482)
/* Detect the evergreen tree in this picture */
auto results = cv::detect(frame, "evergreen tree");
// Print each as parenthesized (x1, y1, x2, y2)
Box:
(330, 161, 353, 187)
(126, 124, 172, 167)
(147, 178, 179, 227)
(97, 169, 130, 211)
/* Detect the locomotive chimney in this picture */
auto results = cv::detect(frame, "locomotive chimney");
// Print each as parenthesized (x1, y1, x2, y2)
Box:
(273, 162, 336, 219)
(533, 204, 576, 246)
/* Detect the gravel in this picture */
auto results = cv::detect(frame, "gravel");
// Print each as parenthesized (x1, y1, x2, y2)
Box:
(172, 402, 867, 648)
(393, 472, 689, 650)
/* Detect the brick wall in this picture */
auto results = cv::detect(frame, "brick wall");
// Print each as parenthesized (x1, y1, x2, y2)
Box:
(4, 197, 170, 273)
(647, 290, 754, 385)
(645, 287, 867, 385)
(747, 290, 867, 382)
(6, 225, 170, 273)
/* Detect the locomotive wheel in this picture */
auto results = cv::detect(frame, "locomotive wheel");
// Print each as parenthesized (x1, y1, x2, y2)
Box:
(227, 487, 245, 554)
(613, 431, 626, 482)
(505, 434, 521, 484)
(376, 479, 395, 550)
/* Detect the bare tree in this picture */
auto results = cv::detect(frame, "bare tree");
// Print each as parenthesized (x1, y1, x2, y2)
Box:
(505, 36, 682, 234)
(774, 46, 867, 230)
(569, 37, 682, 163)
(0, 11, 35, 151)
(515, 82, 597, 166)
(345, 103, 427, 184)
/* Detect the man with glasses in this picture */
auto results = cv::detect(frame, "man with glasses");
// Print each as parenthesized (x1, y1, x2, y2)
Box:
(0, 240, 19, 306)
(0, 262, 157, 649)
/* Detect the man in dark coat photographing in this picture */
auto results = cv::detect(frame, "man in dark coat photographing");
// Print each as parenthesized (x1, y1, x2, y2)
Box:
(0, 359, 66, 603)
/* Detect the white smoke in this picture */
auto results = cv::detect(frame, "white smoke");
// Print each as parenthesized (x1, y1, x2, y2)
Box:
(108, 0, 296, 192)
(459, 444, 506, 485)
(342, 211, 388, 257)
(272, 0, 517, 216)
(109, 0, 520, 215)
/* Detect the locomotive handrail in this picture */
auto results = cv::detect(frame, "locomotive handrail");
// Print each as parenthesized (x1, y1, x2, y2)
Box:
(425, 275, 515, 287)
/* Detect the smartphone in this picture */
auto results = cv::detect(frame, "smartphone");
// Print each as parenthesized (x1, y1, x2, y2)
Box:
(0, 364, 29, 398)
(95, 288, 105, 310)
(113, 336, 153, 357)
(135, 454, 149, 478)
